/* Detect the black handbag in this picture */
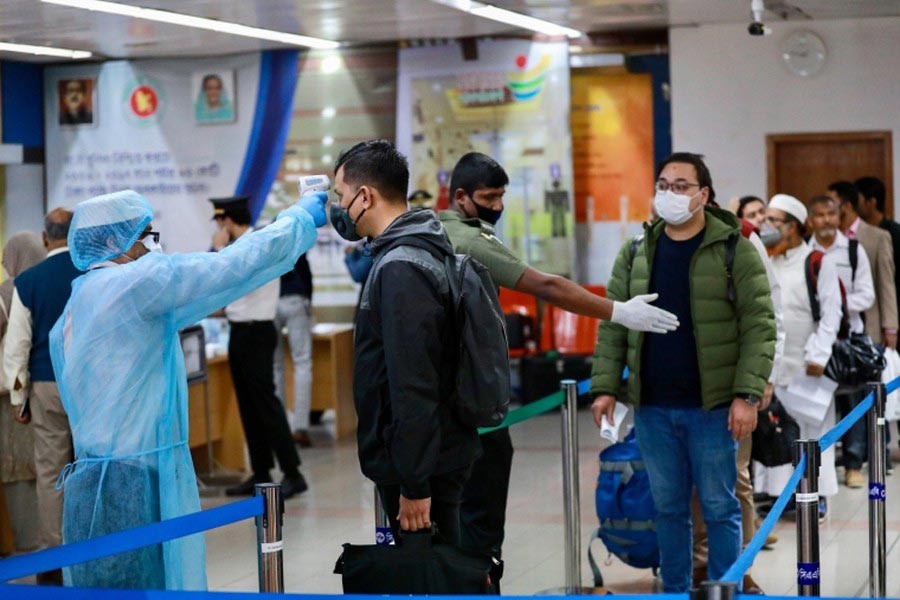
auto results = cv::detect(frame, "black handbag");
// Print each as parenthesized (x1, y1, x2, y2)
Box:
(825, 332, 886, 387)
(334, 530, 495, 595)
(751, 398, 801, 467)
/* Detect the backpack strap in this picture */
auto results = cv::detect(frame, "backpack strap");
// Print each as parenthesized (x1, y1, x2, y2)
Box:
(627, 234, 644, 270)
(849, 238, 859, 283)
(724, 232, 739, 303)
(805, 252, 822, 323)
(588, 529, 606, 588)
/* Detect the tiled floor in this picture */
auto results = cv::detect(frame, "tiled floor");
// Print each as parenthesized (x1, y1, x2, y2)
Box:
(201, 409, 900, 597)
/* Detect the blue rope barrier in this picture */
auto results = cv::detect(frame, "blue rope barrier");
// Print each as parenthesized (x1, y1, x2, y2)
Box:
(721, 376, 900, 584)
(720, 455, 806, 583)
(0, 496, 264, 582)
(0, 586, 887, 600)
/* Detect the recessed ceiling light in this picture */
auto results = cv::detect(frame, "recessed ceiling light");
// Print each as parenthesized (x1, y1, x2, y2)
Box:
(322, 154, 333, 165)
(431, 0, 583, 39)
(0, 41, 91, 59)
(321, 106, 336, 119)
(41, 0, 339, 50)
(322, 135, 334, 147)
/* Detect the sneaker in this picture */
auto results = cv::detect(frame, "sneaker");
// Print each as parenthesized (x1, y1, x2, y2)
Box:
(818, 498, 828, 523)
(845, 468, 865, 488)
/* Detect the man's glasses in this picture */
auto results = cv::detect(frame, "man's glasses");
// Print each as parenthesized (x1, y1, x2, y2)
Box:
(764, 217, 787, 226)
(655, 180, 701, 195)
(142, 231, 160, 243)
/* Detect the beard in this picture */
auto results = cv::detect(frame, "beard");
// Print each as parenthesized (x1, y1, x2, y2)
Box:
(817, 227, 837, 240)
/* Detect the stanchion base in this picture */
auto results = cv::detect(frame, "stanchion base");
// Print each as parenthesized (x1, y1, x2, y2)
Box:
(535, 586, 596, 595)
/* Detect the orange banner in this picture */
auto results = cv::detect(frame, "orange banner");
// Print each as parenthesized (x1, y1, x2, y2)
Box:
(571, 71, 654, 222)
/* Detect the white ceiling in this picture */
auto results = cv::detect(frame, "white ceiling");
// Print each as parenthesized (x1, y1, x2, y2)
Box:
(1, 0, 900, 62)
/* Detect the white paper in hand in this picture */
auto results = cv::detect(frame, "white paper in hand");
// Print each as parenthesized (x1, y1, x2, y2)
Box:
(600, 402, 630, 442)
(780, 373, 838, 425)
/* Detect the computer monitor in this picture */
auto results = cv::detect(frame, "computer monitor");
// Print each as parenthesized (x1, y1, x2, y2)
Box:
(179, 324, 207, 384)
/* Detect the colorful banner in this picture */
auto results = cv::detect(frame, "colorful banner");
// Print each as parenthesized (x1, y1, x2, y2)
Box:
(570, 71, 655, 283)
(44, 54, 263, 254)
(397, 39, 574, 277)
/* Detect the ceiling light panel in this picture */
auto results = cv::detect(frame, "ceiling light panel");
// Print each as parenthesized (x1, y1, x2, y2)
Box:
(40, 0, 340, 49)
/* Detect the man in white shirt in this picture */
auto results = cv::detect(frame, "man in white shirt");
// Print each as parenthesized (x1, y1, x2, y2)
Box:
(3, 209, 81, 585)
(808, 195, 876, 334)
(210, 196, 307, 499)
(808, 193, 877, 488)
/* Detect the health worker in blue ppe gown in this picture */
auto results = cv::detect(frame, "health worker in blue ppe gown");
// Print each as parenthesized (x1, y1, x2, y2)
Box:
(49, 189, 328, 590)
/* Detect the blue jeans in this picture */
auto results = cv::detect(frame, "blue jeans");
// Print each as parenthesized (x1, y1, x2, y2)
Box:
(634, 406, 742, 593)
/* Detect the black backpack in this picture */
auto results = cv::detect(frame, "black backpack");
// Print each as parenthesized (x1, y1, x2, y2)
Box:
(444, 253, 511, 427)
(380, 238, 511, 428)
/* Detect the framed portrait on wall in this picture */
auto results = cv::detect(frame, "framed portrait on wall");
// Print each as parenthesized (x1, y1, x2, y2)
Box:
(193, 70, 236, 124)
(58, 78, 97, 126)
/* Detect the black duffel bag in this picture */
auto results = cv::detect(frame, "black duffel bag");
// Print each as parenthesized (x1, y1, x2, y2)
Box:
(825, 332, 886, 387)
(751, 398, 801, 467)
(334, 529, 495, 595)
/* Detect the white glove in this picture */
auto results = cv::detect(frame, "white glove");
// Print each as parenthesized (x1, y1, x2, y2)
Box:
(610, 293, 679, 333)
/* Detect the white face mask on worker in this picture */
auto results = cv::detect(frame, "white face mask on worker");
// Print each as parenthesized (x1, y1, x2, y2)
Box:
(654, 190, 701, 225)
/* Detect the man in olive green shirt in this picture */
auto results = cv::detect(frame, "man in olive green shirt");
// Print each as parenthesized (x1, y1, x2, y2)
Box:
(440, 152, 679, 588)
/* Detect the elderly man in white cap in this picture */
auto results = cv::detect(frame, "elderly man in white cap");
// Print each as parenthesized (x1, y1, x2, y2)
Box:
(49, 188, 327, 591)
(808, 192, 878, 489)
(754, 193, 844, 519)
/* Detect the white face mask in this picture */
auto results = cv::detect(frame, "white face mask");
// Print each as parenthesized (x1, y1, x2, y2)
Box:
(654, 189, 702, 225)
(140, 235, 163, 253)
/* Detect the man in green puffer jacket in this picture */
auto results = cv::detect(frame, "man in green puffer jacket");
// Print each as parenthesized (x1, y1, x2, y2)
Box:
(590, 153, 776, 593)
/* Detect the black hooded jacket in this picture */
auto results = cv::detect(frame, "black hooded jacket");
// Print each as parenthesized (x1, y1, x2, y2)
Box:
(354, 209, 481, 499)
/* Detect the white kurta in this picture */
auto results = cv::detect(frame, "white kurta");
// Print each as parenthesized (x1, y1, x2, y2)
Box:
(809, 230, 875, 335)
(755, 243, 843, 498)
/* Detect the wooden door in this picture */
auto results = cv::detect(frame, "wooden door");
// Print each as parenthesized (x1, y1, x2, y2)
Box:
(767, 131, 893, 217)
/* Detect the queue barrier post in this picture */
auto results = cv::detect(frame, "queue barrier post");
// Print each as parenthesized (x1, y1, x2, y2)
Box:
(793, 439, 821, 597)
(867, 381, 887, 598)
(374, 486, 394, 545)
(560, 379, 584, 594)
(255, 483, 284, 593)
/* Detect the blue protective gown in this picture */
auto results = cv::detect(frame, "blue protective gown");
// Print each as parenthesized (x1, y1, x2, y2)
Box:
(49, 205, 318, 590)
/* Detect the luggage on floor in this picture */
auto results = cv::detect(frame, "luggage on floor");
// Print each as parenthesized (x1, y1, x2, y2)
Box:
(334, 530, 495, 595)
(519, 353, 592, 405)
(594, 430, 659, 571)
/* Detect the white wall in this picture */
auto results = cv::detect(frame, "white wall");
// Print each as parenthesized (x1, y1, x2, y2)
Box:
(670, 17, 900, 211)
(4, 164, 45, 236)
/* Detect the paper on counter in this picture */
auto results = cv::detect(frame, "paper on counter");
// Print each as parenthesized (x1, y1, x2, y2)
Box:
(779, 373, 838, 425)
(600, 402, 630, 443)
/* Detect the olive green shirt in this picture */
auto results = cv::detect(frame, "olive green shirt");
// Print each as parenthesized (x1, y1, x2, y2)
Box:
(438, 210, 528, 291)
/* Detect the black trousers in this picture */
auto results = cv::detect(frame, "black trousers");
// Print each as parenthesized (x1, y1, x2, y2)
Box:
(837, 387, 869, 470)
(228, 321, 300, 480)
(459, 428, 514, 559)
(378, 466, 471, 547)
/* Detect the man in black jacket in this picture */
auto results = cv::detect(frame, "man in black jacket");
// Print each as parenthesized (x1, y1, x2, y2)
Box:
(331, 140, 480, 544)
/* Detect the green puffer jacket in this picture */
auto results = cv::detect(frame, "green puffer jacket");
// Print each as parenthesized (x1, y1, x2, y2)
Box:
(590, 207, 776, 410)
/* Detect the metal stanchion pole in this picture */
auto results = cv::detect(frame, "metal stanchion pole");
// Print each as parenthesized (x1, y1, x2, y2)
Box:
(867, 382, 887, 598)
(560, 379, 582, 594)
(793, 439, 821, 597)
(701, 581, 737, 600)
(374, 486, 394, 545)
(255, 483, 284, 593)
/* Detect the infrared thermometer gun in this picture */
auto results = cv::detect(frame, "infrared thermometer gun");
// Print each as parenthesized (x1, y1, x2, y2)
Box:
(298, 174, 331, 197)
